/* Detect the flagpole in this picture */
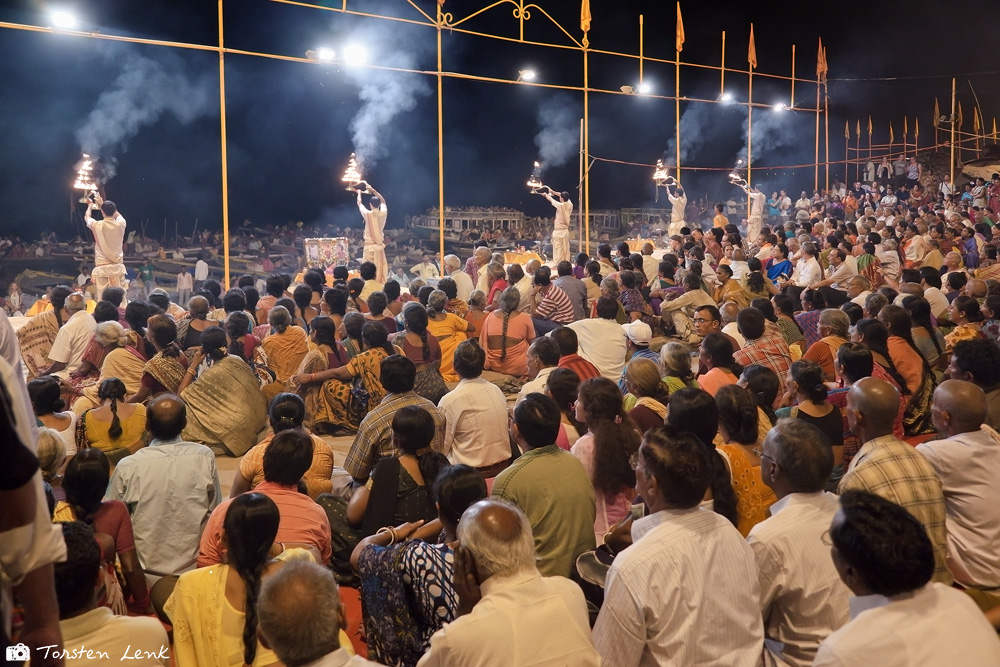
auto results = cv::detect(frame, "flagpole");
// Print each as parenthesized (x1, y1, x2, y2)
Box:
(855, 121, 860, 183)
(748, 24, 754, 214)
(790, 44, 795, 109)
(951, 78, 956, 185)
(436, 1, 445, 262)
(844, 122, 849, 189)
(814, 73, 820, 192)
(673, 5, 681, 179)
(719, 30, 725, 96)
(824, 76, 829, 191)
(218, 0, 231, 287)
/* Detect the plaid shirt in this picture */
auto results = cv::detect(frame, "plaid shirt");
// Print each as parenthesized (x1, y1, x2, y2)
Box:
(343, 391, 447, 481)
(734, 332, 794, 395)
(839, 435, 951, 584)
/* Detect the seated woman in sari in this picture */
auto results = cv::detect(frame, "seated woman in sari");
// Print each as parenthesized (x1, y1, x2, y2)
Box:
(166, 493, 342, 667)
(16, 285, 73, 378)
(427, 290, 473, 383)
(764, 244, 793, 285)
(75, 378, 147, 465)
(70, 321, 147, 413)
(67, 302, 124, 385)
(129, 314, 188, 403)
(944, 295, 986, 352)
(352, 464, 487, 667)
(176, 295, 222, 352)
(483, 262, 508, 311)
(464, 290, 488, 334)
(322, 285, 349, 337)
(178, 327, 267, 456)
(619, 270, 656, 328)
(392, 302, 448, 404)
(293, 320, 393, 433)
(291, 284, 320, 332)
(225, 311, 274, 388)
(341, 311, 366, 359)
(261, 305, 310, 402)
(438, 277, 468, 319)
(53, 449, 152, 614)
(715, 384, 773, 536)
(480, 287, 536, 377)
(289, 316, 355, 435)
(364, 291, 398, 335)
(801, 309, 851, 381)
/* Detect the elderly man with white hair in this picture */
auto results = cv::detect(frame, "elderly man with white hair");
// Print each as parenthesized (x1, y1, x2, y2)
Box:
(40, 292, 96, 378)
(417, 499, 599, 667)
(443, 254, 473, 302)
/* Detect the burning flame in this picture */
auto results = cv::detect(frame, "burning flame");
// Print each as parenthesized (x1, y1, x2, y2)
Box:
(527, 161, 543, 190)
(653, 159, 669, 184)
(342, 153, 364, 190)
(73, 154, 98, 191)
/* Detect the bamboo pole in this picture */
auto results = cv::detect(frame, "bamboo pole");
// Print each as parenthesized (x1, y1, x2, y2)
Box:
(675, 21, 681, 179)
(814, 75, 820, 191)
(578, 118, 583, 254)
(584, 46, 590, 255)
(790, 44, 795, 109)
(951, 78, 956, 185)
(436, 3, 445, 263)
(824, 81, 829, 191)
(218, 0, 231, 287)
(720, 31, 725, 97)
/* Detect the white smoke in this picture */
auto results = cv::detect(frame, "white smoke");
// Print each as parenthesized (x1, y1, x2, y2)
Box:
(736, 109, 800, 166)
(534, 94, 578, 168)
(347, 51, 430, 172)
(665, 104, 719, 167)
(75, 47, 215, 180)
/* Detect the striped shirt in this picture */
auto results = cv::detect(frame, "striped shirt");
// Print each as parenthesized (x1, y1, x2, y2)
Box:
(593, 507, 764, 667)
(838, 435, 951, 584)
(534, 284, 575, 324)
(558, 353, 602, 381)
(734, 333, 794, 395)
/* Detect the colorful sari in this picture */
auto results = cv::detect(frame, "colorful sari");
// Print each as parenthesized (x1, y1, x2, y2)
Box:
(261, 326, 310, 384)
(142, 350, 187, 396)
(74, 340, 147, 413)
(855, 253, 884, 288)
(716, 443, 769, 537)
(181, 356, 267, 456)
(16, 310, 59, 378)
(765, 258, 792, 284)
(294, 345, 359, 434)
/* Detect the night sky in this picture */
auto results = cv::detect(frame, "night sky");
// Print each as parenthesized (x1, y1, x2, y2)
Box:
(0, 0, 995, 238)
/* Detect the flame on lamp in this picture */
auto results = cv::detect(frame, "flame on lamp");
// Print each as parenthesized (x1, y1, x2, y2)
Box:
(341, 153, 365, 191)
(73, 154, 98, 191)
(526, 161, 544, 193)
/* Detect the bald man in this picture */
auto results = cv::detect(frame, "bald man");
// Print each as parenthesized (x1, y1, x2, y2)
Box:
(917, 380, 1000, 601)
(719, 301, 746, 348)
(946, 338, 1000, 430)
(107, 394, 221, 620)
(964, 278, 988, 301)
(42, 292, 96, 377)
(417, 499, 599, 667)
(840, 378, 950, 584)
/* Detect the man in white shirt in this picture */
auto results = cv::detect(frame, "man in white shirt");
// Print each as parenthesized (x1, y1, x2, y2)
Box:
(808, 249, 856, 307)
(516, 337, 559, 404)
(358, 183, 389, 283)
(917, 380, 1000, 595)
(106, 395, 221, 619)
(443, 254, 474, 302)
(84, 196, 127, 301)
(877, 239, 901, 283)
(880, 187, 898, 209)
(641, 243, 660, 285)
(258, 561, 384, 666)
(740, 183, 767, 243)
(567, 297, 627, 381)
(545, 190, 574, 264)
(593, 426, 764, 667)
(660, 273, 717, 343)
(506, 264, 533, 313)
(719, 301, 747, 348)
(917, 267, 950, 319)
(176, 267, 193, 306)
(666, 184, 688, 237)
(794, 191, 812, 214)
(814, 490, 1000, 666)
(410, 253, 440, 280)
(54, 522, 168, 666)
(939, 174, 956, 197)
(41, 293, 95, 378)
(846, 276, 872, 307)
(418, 500, 600, 667)
(748, 419, 851, 667)
(438, 339, 511, 478)
(194, 255, 209, 289)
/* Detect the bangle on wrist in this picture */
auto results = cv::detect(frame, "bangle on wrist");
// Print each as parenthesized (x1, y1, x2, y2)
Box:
(376, 526, 396, 545)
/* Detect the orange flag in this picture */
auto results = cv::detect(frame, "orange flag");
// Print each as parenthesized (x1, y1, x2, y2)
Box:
(933, 98, 941, 128)
(676, 3, 685, 53)
(994, 117, 998, 140)
(748, 24, 757, 69)
(903, 116, 908, 137)
(816, 38, 827, 80)
(915, 117, 920, 138)
(581, 0, 591, 34)
(889, 122, 895, 144)
(845, 121, 850, 139)
(958, 102, 964, 129)
(868, 116, 873, 136)
(974, 107, 981, 132)
(856, 119, 861, 138)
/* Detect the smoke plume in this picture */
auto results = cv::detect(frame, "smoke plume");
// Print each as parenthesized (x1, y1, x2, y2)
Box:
(534, 94, 578, 168)
(664, 104, 721, 167)
(736, 109, 800, 166)
(75, 47, 215, 181)
(347, 51, 430, 172)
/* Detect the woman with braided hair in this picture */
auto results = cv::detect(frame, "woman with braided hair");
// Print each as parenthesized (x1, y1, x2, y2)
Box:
(426, 288, 473, 382)
(166, 492, 331, 667)
(392, 301, 448, 404)
(75, 377, 147, 464)
(480, 286, 535, 376)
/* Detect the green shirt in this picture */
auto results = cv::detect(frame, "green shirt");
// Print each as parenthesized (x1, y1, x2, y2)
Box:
(492, 445, 596, 578)
(140, 264, 156, 281)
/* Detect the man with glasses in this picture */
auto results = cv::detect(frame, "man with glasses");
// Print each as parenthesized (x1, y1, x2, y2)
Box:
(747, 419, 851, 667)
(593, 425, 763, 667)
(693, 305, 739, 376)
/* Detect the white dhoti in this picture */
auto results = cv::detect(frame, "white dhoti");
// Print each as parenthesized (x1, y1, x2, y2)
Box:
(91, 263, 127, 301)
(667, 220, 686, 237)
(746, 215, 763, 246)
(363, 243, 388, 284)
(552, 229, 570, 264)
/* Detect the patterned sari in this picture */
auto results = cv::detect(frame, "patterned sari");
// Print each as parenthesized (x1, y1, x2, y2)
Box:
(143, 350, 187, 395)
(294, 345, 359, 433)
(716, 443, 769, 537)
(75, 339, 147, 412)
(16, 310, 60, 378)
(181, 356, 267, 456)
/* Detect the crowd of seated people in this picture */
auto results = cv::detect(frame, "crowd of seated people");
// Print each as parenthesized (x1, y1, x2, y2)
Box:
(6, 188, 1000, 666)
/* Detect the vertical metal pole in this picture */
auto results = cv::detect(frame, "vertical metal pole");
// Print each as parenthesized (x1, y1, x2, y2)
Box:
(824, 83, 830, 191)
(814, 76, 820, 192)
(578, 118, 584, 254)
(218, 0, 230, 287)
(675, 26, 681, 179)
(748, 68, 753, 205)
(720, 31, 725, 97)
(584, 48, 590, 254)
(437, 6, 445, 262)
(950, 77, 956, 185)
(790, 44, 795, 109)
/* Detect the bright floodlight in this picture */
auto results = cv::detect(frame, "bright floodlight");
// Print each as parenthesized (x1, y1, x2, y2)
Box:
(343, 44, 367, 66)
(316, 47, 336, 62)
(720, 92, 733, 103)
(51, 10, 77, 29)
(773, 103, 787, 112)
(637, 82, 652, 95)
(519, 69, 536, 81)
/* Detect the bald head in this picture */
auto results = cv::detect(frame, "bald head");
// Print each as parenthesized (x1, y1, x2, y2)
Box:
(931, 379, 987, 437)
(474, 247, 491, 263)
(720, 301, 741, 325)
(258, 561, 343, 667)
(457, 499, 536, 580)
(967, 279, 988, 299)
(898, 283, 923, 298)
(642, 242, 654, 255)
(146, 394, 187, 440)
(65, 292, 86, 314)
(525, 259, 541, 275)
(846, 377, 900, 441)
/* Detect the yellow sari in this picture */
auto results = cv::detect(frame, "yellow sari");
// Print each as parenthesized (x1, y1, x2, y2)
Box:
(181, 356, 267, 456)
(261, 326, 310, 384)
(427, 313, 470, 382)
